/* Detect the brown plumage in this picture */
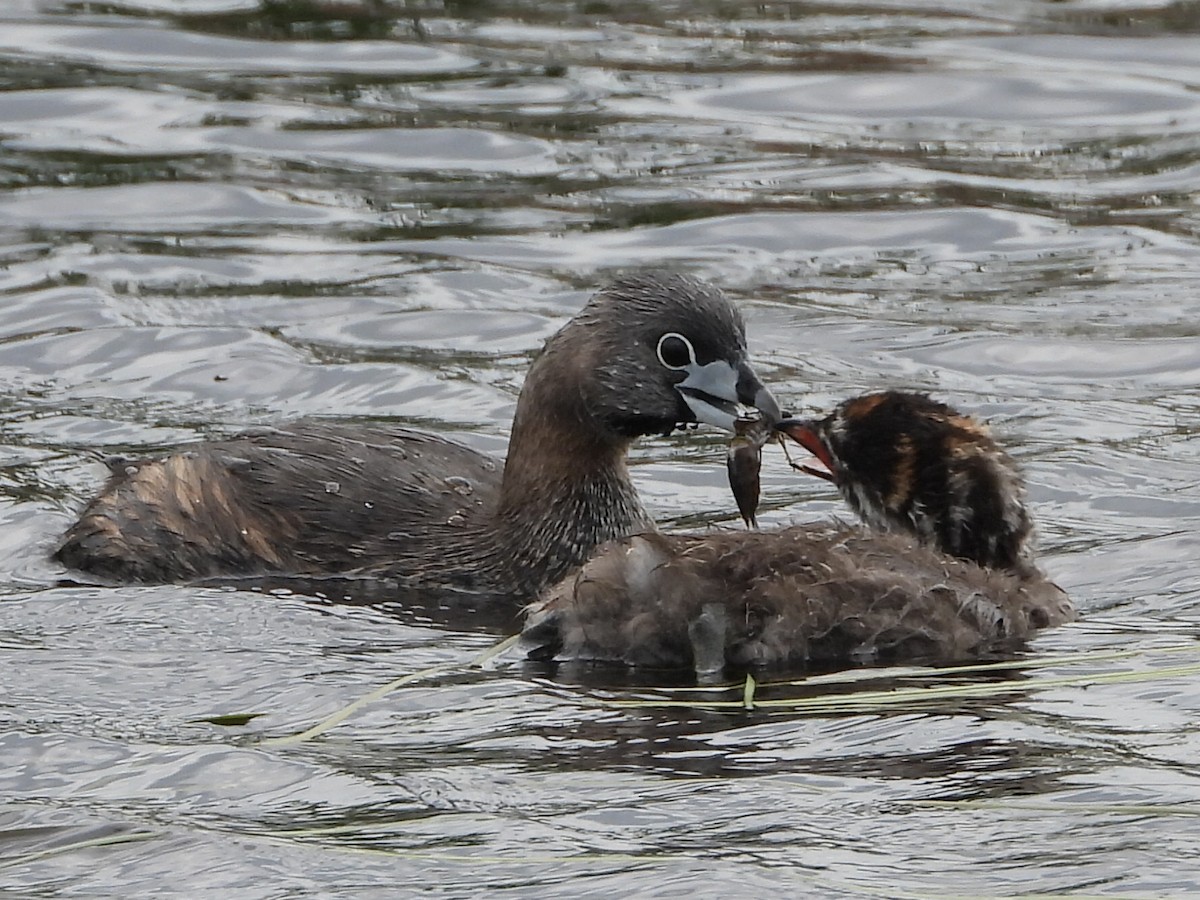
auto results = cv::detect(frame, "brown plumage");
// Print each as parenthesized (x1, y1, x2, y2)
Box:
(55, 273, 781, 606)
(522, 391, 1074, 671)
(781, 391, 1036, 575)
(56, 425, 502, 585)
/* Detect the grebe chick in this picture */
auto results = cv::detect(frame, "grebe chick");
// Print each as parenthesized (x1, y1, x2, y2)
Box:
(522, 392, 1073, 671)
(780, 391, 1035, 575)
(55, 273, 780, 606)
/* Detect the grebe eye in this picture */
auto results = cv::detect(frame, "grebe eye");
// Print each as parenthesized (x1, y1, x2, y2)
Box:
(656, 332, 696, 370)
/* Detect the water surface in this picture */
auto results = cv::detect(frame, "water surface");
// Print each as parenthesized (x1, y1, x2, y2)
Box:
(2, 1, 1199, 896)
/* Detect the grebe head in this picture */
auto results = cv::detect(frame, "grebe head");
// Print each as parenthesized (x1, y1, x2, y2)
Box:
(779, 391, 1034, 572)
(545, 272, 781, 441)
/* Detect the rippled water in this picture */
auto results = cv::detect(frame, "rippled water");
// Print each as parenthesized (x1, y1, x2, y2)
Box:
(2, 1, 1199, 896)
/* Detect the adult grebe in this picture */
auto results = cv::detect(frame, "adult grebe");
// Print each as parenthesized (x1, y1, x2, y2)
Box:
(55, 273, 781, 606)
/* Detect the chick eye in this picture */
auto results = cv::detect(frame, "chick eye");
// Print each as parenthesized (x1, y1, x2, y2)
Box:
(656, 332, 696, 370)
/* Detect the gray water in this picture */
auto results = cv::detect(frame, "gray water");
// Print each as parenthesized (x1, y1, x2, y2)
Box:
(2, 1, 1199, 896)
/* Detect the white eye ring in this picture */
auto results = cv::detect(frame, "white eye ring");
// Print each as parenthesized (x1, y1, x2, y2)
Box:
(656, 332, 697, 371)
